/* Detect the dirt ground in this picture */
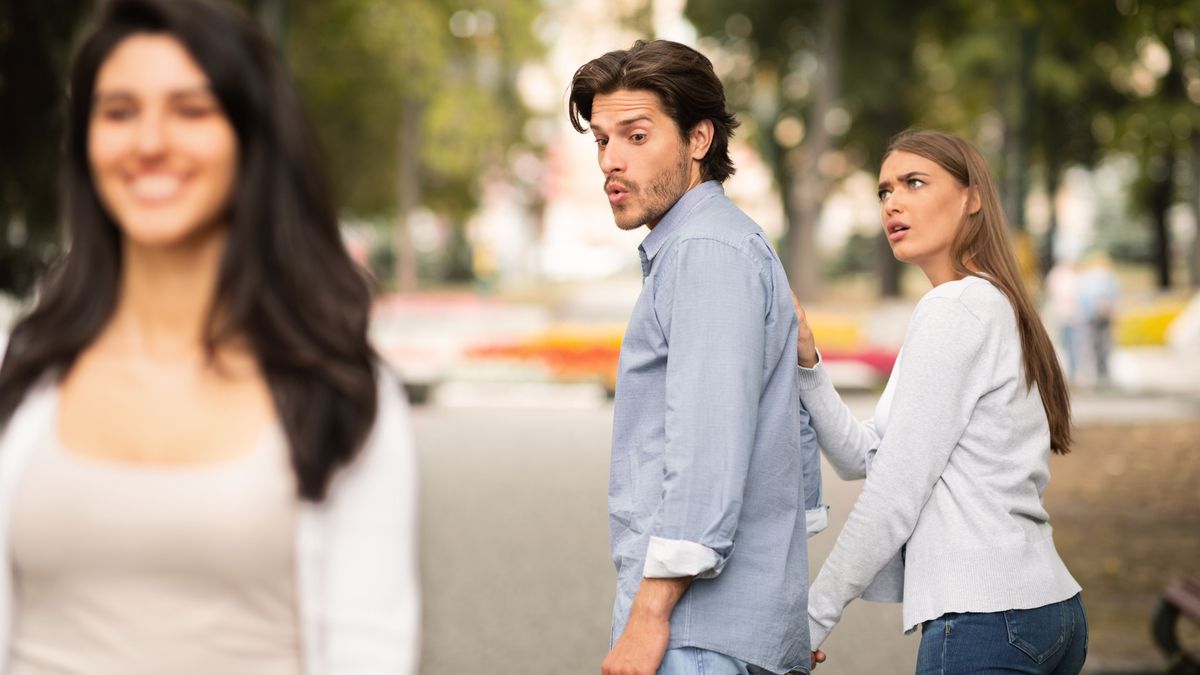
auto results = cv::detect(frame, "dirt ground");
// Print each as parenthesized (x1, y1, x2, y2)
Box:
(1047, 419, 1200, 673)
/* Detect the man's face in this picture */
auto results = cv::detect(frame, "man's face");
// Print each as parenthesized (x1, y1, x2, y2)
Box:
(588, 89, 698, 230)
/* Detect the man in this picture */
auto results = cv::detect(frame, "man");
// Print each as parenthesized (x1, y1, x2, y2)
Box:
(568, 40, 826, 675)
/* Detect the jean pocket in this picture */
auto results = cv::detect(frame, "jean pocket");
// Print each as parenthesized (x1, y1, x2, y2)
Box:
(1004, 600, 1069, 664)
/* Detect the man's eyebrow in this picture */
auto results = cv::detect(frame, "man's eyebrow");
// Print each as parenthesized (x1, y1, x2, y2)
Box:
(878, 171, 930, 191)
(615, 115, 652, 128)
(590, 115, 653, 134)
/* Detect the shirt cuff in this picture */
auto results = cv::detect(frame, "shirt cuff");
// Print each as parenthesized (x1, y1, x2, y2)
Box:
(643, 536, 724, 579)
(805, 505, 829, 538)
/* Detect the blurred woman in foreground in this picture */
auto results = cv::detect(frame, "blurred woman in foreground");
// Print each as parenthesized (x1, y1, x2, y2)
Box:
(0, 0, 418, 672)
(796, 130, 1086, 674)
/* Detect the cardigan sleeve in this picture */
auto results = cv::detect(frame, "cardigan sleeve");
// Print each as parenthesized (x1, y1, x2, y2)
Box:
(807, 297, 992, 648)
(312, 367, 420, 674)
(796, 354, 881, 481)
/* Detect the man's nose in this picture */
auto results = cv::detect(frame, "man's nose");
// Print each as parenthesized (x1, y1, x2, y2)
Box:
(600, 144, 624, 175)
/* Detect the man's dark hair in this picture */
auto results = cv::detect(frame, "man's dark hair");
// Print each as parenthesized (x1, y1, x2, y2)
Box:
(568, 40, 739, 183)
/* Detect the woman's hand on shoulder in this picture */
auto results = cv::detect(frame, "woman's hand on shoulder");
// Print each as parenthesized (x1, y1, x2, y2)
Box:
(791, 291, 819, 368)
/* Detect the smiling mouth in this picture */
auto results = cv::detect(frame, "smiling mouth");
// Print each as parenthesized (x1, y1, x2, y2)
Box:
(129, 174, 186, 203)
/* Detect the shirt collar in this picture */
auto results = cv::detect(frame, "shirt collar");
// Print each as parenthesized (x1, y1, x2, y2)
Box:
(637, 181, 723, 275)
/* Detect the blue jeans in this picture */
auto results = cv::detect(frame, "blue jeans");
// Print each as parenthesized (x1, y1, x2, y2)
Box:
(916, 594, 1088, 674)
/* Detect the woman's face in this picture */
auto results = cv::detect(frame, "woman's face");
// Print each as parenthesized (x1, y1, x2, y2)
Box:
(88, 33, 238, 250)
(877, 150, 974, 273)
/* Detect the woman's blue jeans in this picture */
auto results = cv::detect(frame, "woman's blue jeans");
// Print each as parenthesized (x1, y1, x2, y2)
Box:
(916, 594, 1088, 674)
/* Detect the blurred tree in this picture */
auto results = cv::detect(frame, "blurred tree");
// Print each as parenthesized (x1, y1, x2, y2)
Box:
(686, 0, 931, 299)
(689, 0, 1195, 298)
(685, 1, 835, 300)
(880, 0, 1193, 290)
(911, 1, 1131, 279)
(281, 0, 543, 289)
(0, 0, 92, 297)
(1104, 0, 1199, 290)
(2, 0, 543, 297)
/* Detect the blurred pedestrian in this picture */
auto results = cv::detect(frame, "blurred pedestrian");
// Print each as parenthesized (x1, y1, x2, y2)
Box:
(1045, 257, 1083, 382)
(1078, 251, 1120, 385)
(569, 40, 825, 675)
(792, 130, 1086, 674)
(0, 1, 418, 673)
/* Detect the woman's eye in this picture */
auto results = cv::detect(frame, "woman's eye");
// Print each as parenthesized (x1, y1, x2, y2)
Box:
(98, 106, 135, 121)
(908, 178, 925, 189)
(595, 138, 608, 147)
(178, 106, 214, 118)
(877, 189, 891, 201)
(176, 100, 219, 118)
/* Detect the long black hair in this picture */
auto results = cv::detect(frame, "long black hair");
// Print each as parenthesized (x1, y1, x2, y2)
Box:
(0, 0, 378, 501)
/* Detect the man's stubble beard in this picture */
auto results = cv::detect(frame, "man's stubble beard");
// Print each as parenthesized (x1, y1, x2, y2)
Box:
(613, 147, 693, 231)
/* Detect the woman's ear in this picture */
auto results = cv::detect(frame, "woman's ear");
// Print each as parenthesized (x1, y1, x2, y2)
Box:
(967, 186, 982, 215)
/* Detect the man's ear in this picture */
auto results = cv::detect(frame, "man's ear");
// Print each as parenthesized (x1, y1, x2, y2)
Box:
(689, 119, 714, 162)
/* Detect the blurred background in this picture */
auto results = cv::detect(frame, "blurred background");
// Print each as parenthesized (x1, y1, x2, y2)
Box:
(2, 0, 1198, 673)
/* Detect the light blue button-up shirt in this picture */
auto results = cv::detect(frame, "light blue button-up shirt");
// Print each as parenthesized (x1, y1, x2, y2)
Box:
(609, 181, 824, 674)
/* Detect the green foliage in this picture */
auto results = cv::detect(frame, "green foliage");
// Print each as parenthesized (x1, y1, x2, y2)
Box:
(686, 0, 1200, 290)
(285, 0, 543, 223)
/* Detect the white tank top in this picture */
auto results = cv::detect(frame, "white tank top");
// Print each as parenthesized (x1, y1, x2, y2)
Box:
(8, 424, 302, 675)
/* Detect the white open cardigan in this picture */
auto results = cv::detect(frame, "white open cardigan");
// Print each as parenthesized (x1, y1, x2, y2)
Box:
(0, 368, 420, 674)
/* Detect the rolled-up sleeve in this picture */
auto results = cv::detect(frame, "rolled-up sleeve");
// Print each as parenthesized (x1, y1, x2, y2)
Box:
(643, 237, 767, 579)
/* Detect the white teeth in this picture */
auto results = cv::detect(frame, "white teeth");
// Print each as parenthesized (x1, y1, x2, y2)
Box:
(131, 174, 182, 200)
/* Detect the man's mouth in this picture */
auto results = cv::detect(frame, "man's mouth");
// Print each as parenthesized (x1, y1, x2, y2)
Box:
(606, 182, 630, 206)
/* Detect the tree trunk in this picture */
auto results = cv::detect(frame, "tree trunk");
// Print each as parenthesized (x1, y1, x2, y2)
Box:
(1040, 153, 1061, 278)
(1150, 148, 1174, 291)
(393, 98, 422, 292)
(1191, 133, 1200, 288)
(1006, 24, 1037, 235)
(787, 0, 844, 301)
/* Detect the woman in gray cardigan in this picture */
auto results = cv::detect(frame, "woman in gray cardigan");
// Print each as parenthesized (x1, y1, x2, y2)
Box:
(795, 130, 1085, 674)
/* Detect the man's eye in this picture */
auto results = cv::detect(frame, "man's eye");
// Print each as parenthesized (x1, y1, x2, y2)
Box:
(630, 133, 646, 143)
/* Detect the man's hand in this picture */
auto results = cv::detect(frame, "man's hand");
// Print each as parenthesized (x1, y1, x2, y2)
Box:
(601, 606, 671, 675)
(811, 649, 827, 669)
(601, 577, 691, 675)
(790, 291, 818, 368)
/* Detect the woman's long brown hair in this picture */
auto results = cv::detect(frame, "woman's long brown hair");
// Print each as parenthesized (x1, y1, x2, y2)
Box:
(886, 130, 1072, 454)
